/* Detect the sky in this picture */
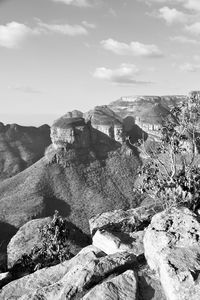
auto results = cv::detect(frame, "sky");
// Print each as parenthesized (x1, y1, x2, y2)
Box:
(0, 0, 200, 126)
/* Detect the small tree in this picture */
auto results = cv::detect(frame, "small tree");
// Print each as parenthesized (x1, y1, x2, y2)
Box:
(12, 211, 72, 274)
(135, 94, 200, 211)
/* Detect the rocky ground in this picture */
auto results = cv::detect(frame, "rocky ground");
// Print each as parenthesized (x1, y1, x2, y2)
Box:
(0, 206, 199, 299)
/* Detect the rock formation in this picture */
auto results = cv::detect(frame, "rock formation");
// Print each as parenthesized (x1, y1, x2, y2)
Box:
(85, 105, 124, 143)
(0, 207, 166, 299)
(50, 110, 91, 150)
(90, 207, 154, 256)
(109, 95, 187, 138)
(0, 246, 138, 299)
(144, 207, 200, 300)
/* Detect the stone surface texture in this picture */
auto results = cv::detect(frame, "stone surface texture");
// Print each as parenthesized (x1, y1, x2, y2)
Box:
(82, 270, 137, 300)
(144, 207, 200, 300)
(90, 207, 154, 256)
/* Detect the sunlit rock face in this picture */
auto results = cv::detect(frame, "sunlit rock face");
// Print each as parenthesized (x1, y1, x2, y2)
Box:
(85, 105, 124, 143)
(144, 207, 200, 300)
(51, 110, 92, 150)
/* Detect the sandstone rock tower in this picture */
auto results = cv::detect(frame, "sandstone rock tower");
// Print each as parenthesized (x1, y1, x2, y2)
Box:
(51, 110, 91, 150)
(85, 105, 124, 143)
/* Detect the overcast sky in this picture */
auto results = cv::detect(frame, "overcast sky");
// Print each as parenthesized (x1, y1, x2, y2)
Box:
(0, 0, 200, 125)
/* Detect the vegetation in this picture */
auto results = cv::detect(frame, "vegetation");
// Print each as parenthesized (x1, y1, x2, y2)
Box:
(11, 211, 72, 274)
(135, 94, 200, 212)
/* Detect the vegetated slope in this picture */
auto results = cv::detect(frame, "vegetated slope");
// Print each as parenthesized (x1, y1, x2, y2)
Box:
(0, 123, 51, 181)
(0, 132, 141, 240)
(109, 95, 187, 119)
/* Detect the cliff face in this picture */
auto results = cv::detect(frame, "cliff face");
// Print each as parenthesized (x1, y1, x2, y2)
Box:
(109, 95, 187, 138)
(51, 115, 91, 150)
(84, 106, 124, 143)
(0, 123, 51, 181)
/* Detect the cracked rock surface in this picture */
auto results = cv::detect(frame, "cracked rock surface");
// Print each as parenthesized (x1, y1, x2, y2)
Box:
(144, 207, 200, 300)
(90, 207, 154, 256)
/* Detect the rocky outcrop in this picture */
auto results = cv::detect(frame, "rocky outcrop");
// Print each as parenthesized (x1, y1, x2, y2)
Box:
(144, 207, 200, 300)
(7, 216, 91, 272)
(50, 110, 90, 150)
(82, 270, 137, 300)
(85, 106, 124, 143)
(89, 207, 154, 256)
(0, 246, 102, 299)
(109, 95, 186, 139)
(0, 246, 139, 299)
(7, 217, 51, 268)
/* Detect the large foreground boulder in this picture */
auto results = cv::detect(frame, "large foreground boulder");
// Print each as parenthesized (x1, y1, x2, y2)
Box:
(0, 246, 103, 299)
(90, 207, 154, 255)
(144, 207, 200, 300)
(7, 216, 90, 270)
(7, 217, 51, 269)
(0, 246, 138, 299)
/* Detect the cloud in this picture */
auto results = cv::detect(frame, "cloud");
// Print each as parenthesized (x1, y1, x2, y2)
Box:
(158, 6, 188, 24)
(82, 20, 96, 29)
(101, 39, 163, 57)
(183, 0, 200, 11)
(142, 0, 200, 12)
(170, 35, 200, 44)
(93, 63, 152, 85)
(38, 22, 88, 36)
(8, 85, 42, 94)
(0, 22, 39, 48)
(179, 62, 200, 72)
(186, 22, 200, 35)
(51, 0, 94, 7)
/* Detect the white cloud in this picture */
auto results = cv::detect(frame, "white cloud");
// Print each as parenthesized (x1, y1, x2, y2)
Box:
(170, 35, 200, 44)
(183, 0, 200, 11)
(93, 63, 151, 85)
(179, 62, 200, 72)
(158, 6, 187, 24)
(101, 39, 163, 57)
(142, 0, 200, 12)
(82, 21, 96, 29)
(38, 22, 88, 36)
(0, 22, 39, 48)
(186, 22, 200, 35)
(51, 0, 93, 7)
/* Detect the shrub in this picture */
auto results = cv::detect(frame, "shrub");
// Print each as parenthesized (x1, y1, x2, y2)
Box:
(11, 211, 72, 274)
(135, 95, 200, 212)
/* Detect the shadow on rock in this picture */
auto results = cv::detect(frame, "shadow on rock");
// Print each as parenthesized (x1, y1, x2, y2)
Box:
(0, 222, 17, 272)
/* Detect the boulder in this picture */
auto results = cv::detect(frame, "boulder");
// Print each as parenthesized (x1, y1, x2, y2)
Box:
(82, 270, 137, 300)
(144, 207, 200, 300)
(138, 265, 166, 300)
(25, 251, 138, 299)
(7, 217, 51, 268)
(0, 246, 104, 299)
(90, 207, 154, 256)
(1, 245, 138, 300)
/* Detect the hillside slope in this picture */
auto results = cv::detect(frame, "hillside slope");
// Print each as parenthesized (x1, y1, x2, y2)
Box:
(0, 133, 140, 239)
(0, 123, 51, 181)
